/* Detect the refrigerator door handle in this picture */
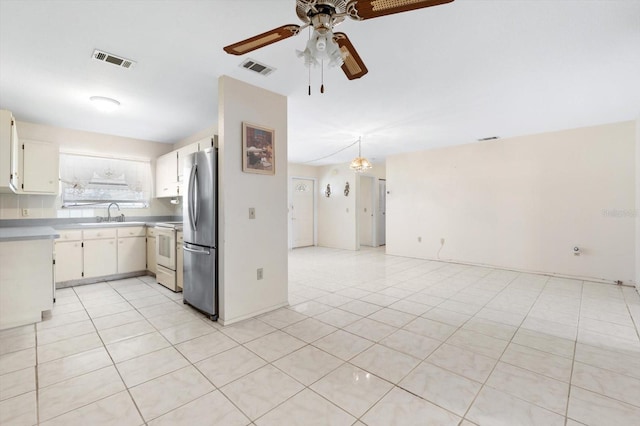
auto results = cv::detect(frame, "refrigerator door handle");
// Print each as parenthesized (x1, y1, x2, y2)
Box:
(188, 164, 197, 231)
(183, 244, 210, 255)
(193, 164, 200, 228)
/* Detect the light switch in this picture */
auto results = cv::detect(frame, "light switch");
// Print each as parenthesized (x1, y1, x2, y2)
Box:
(249, 208, 256, 219)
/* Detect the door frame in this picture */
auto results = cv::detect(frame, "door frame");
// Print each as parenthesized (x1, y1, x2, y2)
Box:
(376, 179, 386, 247)
(289, 176, 318, 249)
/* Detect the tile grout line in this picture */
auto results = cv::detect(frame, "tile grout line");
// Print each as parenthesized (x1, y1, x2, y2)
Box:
(25, 250, 639, 425)
(564, 279, 585, 426)
(34, 323, 40, 426)
(458, 274, 552, 423)
(356, 267, 520, 424)
(80, 281, 151, 426)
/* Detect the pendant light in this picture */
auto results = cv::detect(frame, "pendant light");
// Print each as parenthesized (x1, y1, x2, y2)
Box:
(349, 137, 372, 173)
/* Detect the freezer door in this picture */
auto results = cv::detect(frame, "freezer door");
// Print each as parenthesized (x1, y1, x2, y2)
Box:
(183, 149, 216, 247)
(182, 242, 216, 317)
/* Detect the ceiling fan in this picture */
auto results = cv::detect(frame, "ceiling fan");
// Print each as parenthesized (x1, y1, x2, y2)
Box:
(223, 0, 454, 82)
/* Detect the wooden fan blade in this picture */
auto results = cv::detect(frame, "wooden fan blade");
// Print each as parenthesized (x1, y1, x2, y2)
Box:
(346, 0, 454, 21)
(333, 32, 368, 80)
(223, 25, 301, 55)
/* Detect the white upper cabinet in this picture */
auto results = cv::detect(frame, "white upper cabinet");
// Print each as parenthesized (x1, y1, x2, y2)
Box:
(177, 142, 199, 182)
(0, 109, 17, 193)
(17, 140, 59, 194)
(155, 151, 179, 198)
(155, 136, 216, 198)
(1, 109, 59, 195)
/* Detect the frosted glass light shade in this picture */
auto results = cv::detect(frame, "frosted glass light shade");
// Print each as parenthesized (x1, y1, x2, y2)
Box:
(349, 156, 372, 173)
(90, 96, 120, 112)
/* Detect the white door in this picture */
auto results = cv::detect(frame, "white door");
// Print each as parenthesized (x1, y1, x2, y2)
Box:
(291, 178, 314, 248)
(358, 176, 374, 247)
(377, 180, 386, 246)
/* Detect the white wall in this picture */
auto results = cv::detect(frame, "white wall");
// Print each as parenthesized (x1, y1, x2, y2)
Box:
(218, 76, 288, 325)
(317, 163, 358, 250)
(387, 121, 636, 284)
(636, 117, 640, 291)
(0, 121, 175, 220)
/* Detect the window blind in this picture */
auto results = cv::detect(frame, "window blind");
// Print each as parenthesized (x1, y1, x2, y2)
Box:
(59, 153, 151, 208)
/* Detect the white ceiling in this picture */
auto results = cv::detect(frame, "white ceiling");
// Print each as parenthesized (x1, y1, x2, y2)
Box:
(1, 0, 639, 165)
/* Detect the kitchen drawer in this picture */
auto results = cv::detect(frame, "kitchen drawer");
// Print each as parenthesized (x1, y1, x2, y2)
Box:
(117, 226, 145, 238)
(146, 227, 157, 237)
(56, 229, 82, 241)
(83, 228, 117, 240)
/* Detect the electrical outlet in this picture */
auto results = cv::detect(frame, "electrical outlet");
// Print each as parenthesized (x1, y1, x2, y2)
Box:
(249, 208, 255, 219)
(440, 238, 445, 245)
(417, 236, 422, 242)
(257, 268, 263, 280)
(21, 208, 29, 217)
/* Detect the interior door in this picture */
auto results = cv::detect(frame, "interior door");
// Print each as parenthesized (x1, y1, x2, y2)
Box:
(377, 179, 386, 246)
(291, 178, 314, 248)
(358, 176, 374, 247)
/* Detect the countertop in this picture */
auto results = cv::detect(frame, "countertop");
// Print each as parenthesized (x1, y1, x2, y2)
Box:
(54, 221, 152, 230)
(0, 226, 60, 242)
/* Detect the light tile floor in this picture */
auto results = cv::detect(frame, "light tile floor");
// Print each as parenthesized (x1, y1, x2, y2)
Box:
(1, 246, 639, 425)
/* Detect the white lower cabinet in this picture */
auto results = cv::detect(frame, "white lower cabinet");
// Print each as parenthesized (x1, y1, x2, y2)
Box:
(118, 236, 146, 273)
(0, 239, 54, 330)
(55, 226, 150, 283)
(146, 227, 156, 274)
(54, 230, 83, 282)
(83, 238, 117, 278)
(54, 240, 83, 282)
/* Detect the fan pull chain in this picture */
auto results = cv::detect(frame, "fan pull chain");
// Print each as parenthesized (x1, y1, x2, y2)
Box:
(307, 26, 312, 96)
(321, 60, 325, 94)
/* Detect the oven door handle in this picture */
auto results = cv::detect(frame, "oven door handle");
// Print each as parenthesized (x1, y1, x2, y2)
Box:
(183, 244, 210, 255)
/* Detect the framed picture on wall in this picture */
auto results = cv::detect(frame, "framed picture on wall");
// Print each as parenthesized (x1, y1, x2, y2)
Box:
(242, 122, 275, 175)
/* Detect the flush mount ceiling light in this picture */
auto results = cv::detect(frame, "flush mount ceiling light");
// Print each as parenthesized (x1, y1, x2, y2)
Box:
(349, 137, 372, 173)
(89, 96, 120, 113)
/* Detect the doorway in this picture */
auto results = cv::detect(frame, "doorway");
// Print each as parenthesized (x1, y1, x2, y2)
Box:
(358, 175, 375, 247)
(291, 178, 315, 248)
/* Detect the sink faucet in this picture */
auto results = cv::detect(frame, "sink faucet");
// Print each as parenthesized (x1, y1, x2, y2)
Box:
(107, 202, 120, 222)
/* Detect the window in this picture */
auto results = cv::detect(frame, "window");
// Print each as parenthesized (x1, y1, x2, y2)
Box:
(59, 153, 151, 208)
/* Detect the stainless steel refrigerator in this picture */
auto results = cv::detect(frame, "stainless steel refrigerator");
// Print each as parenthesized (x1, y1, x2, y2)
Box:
(183, 147, 218, 320)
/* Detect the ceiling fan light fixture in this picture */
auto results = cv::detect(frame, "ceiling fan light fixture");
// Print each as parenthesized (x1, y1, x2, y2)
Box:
(297, 30, 344, 68)
(89, 96, 120, 113)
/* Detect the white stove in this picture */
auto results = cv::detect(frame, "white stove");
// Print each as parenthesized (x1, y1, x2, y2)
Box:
(155, 221, 183, 291)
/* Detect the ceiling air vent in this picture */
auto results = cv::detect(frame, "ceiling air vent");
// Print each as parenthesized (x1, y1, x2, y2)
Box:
(92, 49, 136, 69)
(239, 58, 275, 76)
(477, 136, 499, 142)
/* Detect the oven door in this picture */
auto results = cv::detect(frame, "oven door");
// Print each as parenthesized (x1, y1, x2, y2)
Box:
(155, 227, 176, 270)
